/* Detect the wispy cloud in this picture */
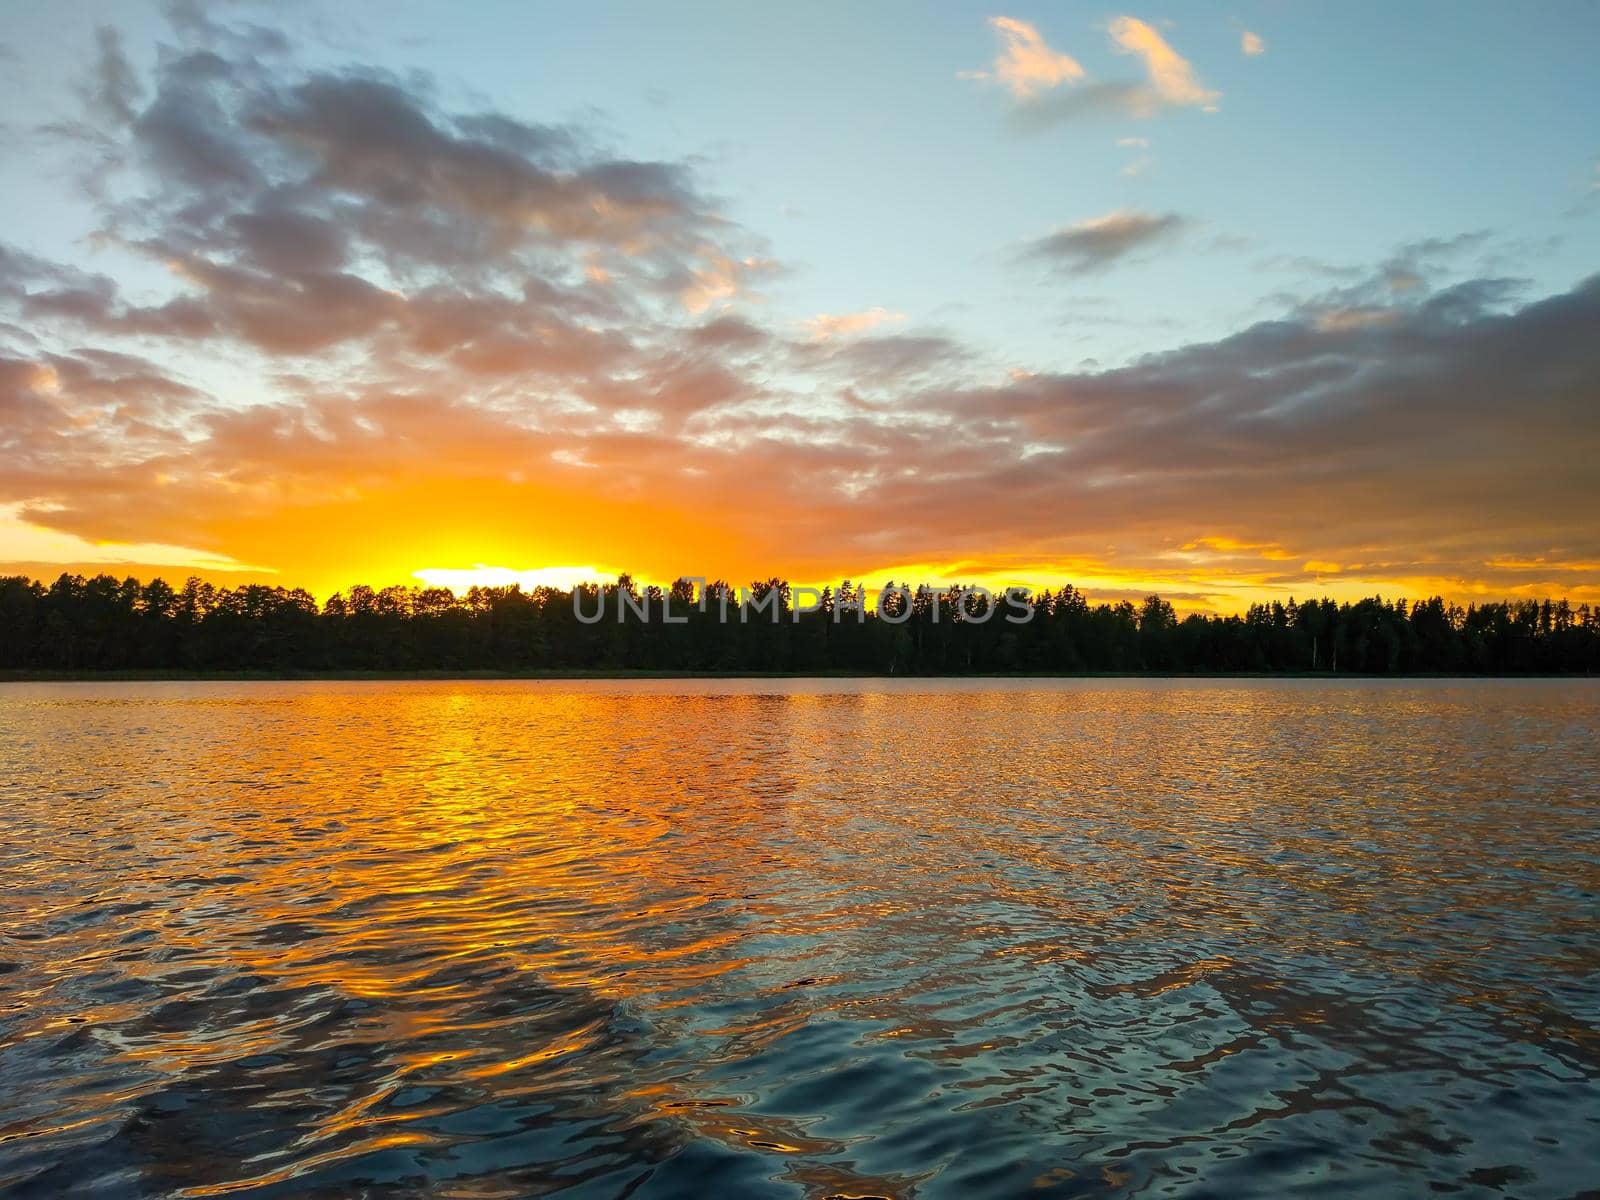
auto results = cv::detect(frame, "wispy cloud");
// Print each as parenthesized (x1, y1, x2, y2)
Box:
(1019, 209, 1188, 274)
(961, 16, 1084, 99)
(1108, 17, 1220, 112)
(1000, 16, 1219, 129)
(1241, 31, 1266, 58)
(680, 253, 777, 314)
(802, 307, 906, 341)
(1116, 136, 1153, 177)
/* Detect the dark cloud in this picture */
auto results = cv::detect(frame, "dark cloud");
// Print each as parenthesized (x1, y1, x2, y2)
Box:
(1259, 231, 1501, 320)
(132, 50, 261, 188)
(910, 273, 1600, 564)
(242, 72, 709, 261)
(162, 0, 291, 58)
(687, 315, 769, 354)
(1018, 210, 1188, 275)
(85, 27, 143, 126)
(795, 333, 972, 389)
(29, 21, 751, 375)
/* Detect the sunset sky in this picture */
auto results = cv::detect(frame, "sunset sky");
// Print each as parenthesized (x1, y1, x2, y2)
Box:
(2, 1, 1597, 610)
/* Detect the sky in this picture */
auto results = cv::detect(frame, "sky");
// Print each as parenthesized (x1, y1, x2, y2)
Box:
(1, 0, 1597, 610)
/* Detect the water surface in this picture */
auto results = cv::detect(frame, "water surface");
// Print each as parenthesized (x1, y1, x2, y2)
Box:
(1, 679, 1597, 1197)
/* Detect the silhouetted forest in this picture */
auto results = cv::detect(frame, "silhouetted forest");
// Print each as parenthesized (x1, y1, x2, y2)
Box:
(2, 573, 1597, 675)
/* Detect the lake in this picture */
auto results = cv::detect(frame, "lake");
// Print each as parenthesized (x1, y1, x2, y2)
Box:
(1, 679, 1596, 1197)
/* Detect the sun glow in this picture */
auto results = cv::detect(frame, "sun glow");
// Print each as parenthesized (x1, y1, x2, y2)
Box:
(412, 565, 617, 595)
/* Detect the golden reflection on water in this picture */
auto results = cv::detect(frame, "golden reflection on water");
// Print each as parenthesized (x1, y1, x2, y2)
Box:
(1, 679, 1597, 1198)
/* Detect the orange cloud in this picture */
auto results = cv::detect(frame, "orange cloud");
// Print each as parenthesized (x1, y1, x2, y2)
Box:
(801, 308, 906, 341)
(963, 16, 1085, 99)
(1107, 17, 1219, 112)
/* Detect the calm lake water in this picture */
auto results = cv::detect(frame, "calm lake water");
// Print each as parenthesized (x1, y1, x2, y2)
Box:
(1, 679, 1596, 1198)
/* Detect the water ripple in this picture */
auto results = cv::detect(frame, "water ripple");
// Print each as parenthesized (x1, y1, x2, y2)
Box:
(1, 678, 1596, 1197)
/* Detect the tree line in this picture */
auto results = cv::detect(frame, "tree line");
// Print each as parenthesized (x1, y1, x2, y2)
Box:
(1, 572, 1596, 675)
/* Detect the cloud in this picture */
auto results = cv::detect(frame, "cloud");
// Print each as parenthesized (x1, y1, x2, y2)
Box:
(802, 307, 906, 341)
(85, 26, 143, 126)
(16, 18, 785, 400)
(962, 16, 1084, 99)
(1313, 307, 1398, 334)
(1107, 17, 1220, 111)
(1274, 230, 1497, 322)
(1018, 209, 1188, 273)
(7, 252, 1600, 604)
(1241, 31, 1266, 58)
(1001, 18, 1217, 128)
(1117, 138, 1154, 177)
(0, 504, 267, 573)
(244, 72, 709, 252)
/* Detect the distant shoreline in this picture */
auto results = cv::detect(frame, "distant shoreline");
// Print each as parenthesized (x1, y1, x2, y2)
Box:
(2, 669, 1592, 683)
